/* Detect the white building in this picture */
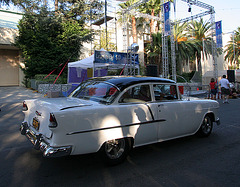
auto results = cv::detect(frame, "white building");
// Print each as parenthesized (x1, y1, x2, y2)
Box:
(0, 9, 24, 86)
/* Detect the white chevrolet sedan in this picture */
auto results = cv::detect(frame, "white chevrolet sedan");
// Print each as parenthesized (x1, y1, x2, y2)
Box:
(20, 76, 220, 165)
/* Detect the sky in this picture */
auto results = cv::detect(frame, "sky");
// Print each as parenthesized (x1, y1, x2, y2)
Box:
(115, 0, 240, 34)
(170, 0, 240, 34)
(2, 0, 240, 34)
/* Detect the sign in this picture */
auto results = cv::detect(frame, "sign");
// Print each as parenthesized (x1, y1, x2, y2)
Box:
(164, 2, 171, 36)
(94, 51, 139, 65)
(216, 21, 222, 48)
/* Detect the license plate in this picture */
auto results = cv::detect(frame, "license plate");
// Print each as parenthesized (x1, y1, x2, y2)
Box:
(32, 118, 40, 130)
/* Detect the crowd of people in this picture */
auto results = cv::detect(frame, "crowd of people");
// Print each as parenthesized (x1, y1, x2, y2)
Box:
(209, 74, 239, 103)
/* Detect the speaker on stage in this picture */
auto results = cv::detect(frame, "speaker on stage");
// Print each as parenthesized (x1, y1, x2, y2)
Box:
(227, 70, 235, 82)
(146, 65, 158, 77)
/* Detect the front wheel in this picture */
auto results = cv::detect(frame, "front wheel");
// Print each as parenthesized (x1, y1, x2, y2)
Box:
(197, 115, 213, 137)
(100, 138, 131, 165)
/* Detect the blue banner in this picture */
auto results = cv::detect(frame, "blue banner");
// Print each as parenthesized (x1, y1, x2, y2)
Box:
(94, 51, 139, 65)
(216, 21, 222, 48)
(164, 2, 171, 36)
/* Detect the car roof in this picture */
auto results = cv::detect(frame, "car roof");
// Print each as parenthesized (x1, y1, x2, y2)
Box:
(89, 76, 176, 91)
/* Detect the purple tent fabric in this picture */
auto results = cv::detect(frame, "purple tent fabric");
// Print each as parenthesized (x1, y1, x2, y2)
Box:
(68, 67, 107, 84)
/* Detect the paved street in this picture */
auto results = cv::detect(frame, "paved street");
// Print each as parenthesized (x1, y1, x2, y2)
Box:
(0, 86, 240, 187)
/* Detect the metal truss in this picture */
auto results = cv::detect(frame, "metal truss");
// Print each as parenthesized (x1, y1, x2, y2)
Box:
(170, 23, 176, 81)
(130, 11, 162, 21)
(121, 0, 217, 80)
(181, 0, 214, 11)
(161, 0, 169, 78)
(211, 13, 218, 80)
(177, 10, 214, 23)
(122, 0, 149, 14)
(179, 0, 218, 79)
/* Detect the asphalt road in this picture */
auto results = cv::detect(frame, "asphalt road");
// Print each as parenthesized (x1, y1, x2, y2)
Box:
(0, 87, 240, 187)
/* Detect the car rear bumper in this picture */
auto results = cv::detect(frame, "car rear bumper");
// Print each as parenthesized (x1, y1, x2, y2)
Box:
(20, 121, 72, 157)
(215, 117, 220, 125)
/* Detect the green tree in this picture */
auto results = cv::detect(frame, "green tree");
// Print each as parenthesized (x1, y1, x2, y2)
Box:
(188, 18, 213, 75)
(14, 7, 92, 80)
(0, 0, 11, 5)
(145, 32, 162, 72)
(224, 28, 240, 69)
(118, 0, 139, 43)
(173, 22, 201, 73)
(139, 0, 161, 34)
(94, 30, 117, 51)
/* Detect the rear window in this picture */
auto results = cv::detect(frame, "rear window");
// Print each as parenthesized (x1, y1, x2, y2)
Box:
(69, 81, 119, 104)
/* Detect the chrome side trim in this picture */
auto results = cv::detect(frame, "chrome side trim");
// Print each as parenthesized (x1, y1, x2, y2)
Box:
(66, 119, 166, 135)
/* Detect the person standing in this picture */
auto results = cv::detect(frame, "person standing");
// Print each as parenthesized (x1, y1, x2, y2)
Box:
(219, 75, 230, 103)
(209, 78, 217, 100)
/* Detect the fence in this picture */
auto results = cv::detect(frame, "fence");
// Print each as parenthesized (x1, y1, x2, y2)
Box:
(38, 84, 73, 97)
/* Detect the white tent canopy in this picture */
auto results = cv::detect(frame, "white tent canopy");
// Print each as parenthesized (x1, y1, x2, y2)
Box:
(68, 48, 107, 69)
(68, 54, 95, 69)
(68, 49, 140, 83)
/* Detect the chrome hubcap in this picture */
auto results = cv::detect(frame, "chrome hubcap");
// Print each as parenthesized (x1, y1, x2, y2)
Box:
(202, 117, 211, 134)
(105, 139, 125, 159)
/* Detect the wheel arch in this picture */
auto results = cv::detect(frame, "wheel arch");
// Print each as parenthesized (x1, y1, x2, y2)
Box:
(205, 112, 215, 122)
(197, 112, 214, 137)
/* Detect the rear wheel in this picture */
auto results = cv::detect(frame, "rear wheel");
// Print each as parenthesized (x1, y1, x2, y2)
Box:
(198, 115, 213, 137)
(101, 138, 130, 165)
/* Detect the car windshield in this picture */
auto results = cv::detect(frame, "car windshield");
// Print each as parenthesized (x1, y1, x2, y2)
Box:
(69, 81, 120, 104)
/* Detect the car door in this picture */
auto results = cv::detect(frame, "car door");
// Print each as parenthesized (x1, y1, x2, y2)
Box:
(147, 84, 198, 141)
(118, 84, 158, 146)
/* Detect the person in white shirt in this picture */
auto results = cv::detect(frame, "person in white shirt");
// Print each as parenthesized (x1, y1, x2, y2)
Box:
(219, 75, 230, 103)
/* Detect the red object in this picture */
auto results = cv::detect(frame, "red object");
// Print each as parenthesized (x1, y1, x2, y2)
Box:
(43, 63, 63, 80)
(23, 101, 28, 111)
(53, 60, 69, 85)
(209, 82, 217, 90)
(49, 113, 58, 128)
(109, 87, 117, 95)
(178, 86, 184, 95)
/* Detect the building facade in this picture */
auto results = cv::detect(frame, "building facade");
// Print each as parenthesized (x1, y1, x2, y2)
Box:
(0, 9, 23, 86)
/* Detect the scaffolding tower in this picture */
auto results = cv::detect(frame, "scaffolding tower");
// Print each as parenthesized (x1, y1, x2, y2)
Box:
(120, 0, 217, 80)
(178, 0, 217, 80)
(161, 1, 169, 78)
(91, 0, 118, 53)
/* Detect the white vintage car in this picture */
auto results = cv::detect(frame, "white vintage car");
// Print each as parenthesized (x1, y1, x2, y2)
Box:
(20, 76, 220, 165)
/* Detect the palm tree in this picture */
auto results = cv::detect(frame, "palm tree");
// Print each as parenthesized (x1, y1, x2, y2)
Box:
(139, 0, 161, 35)
(118, 0, 139, 43)
(0, 0, 11, 5)
(224, 28, 240, 69)
(188, 18, 213, 75)
(145, 32, 163, 73)
(173, 22, 201, 73)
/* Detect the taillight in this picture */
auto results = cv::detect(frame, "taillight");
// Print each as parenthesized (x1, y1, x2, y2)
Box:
(49, 113, 58, 128)
(23, 101, 28, 111)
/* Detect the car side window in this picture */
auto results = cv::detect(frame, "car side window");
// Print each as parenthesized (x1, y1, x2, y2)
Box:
(153, 84, 178, 101)
(119, 85, 151, 103)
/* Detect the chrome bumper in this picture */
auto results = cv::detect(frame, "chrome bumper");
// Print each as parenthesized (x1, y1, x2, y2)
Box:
(20, 122, 72, 157)
(215, 117, 220, 126)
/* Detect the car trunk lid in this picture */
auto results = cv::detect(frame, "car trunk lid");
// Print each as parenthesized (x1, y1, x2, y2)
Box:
(24, 97, 97, 138)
